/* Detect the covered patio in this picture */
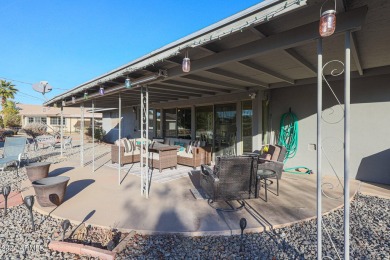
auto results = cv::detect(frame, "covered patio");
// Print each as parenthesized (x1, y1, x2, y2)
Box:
(40, 0, 390, 258)
(20, 145, 359, 235)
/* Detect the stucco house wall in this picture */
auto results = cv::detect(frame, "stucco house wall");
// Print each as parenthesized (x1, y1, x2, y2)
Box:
(270, 74, 390, 184)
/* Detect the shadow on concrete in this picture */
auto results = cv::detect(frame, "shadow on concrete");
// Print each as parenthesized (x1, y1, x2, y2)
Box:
(356, 149, 390, 185)
(49, 167, 75, 177)
(64, 179, 95, 201)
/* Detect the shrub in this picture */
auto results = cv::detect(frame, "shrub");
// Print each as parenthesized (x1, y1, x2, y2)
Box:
(87, 127, 106, 142)
(22, 123, 47, 138)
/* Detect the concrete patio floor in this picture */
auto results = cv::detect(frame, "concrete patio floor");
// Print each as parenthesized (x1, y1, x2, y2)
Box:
(21, 153, 361, 236)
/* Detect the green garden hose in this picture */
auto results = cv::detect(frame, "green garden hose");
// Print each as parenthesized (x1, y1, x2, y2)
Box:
(278, 110, 298, 162)
(277, 110, 313, 174)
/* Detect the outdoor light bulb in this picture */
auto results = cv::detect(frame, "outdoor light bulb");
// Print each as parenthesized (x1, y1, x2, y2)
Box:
(125, 78, 132, 89)
(319, 10, 336, 37)
(99, 87, 105, 95)
(72, 96, 76, 104)
(84, 92, 88, 100)
(182, 57, 191, 73)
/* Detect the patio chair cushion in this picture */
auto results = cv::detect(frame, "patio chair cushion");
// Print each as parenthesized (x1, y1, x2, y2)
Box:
(123, 139, 132, 153)
(124, 149, 140, 156)
(178, 150, 193, 158)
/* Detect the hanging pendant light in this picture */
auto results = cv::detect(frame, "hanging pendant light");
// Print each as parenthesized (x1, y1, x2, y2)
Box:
(99, 86, 105, 95)
(182, 51, 191, 73)
(72, 96, 76, 104)
(62, 100, 66, 107)
(319, 0, 336, 37)
(84, 91, 88, 100)
(125, 77, 132, 89)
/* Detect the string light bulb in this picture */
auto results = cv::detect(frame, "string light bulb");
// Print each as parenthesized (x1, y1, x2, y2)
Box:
(125, 77, 132, 89)
(99, 86, 105, 95)
(319, 0, 336, 37)
(182, 51, 191, 73)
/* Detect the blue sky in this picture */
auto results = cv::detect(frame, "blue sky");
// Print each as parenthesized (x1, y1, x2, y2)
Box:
(0, 0, 262, 105)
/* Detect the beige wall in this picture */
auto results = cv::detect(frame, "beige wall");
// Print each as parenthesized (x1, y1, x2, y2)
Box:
(270, 74, 390, 185)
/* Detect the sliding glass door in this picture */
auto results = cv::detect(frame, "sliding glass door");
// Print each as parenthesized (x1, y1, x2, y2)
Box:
(242, 100, 253, 153)
(195, 106, 213, 145)
(214, 103, 236, 157)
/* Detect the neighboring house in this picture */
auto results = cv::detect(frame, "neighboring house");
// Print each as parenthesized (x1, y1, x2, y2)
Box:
(18, 104, 102, 134)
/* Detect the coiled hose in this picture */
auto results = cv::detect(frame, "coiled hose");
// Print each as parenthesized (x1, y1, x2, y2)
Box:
(278, 111, 298, 162)
(277, 110, 312, 174)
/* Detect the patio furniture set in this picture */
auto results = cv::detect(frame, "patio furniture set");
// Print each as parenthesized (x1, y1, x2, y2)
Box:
(111, 137, 212, 172)
(200, 144, 286, 209)
(34, 135, 73, 150)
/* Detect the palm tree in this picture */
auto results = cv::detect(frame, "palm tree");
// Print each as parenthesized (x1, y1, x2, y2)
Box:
(0, 80, 18, 107)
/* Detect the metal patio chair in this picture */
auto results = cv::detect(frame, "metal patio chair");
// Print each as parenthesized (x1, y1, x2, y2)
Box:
(200, 156, 256, 211)
(255, 145, 287, 201)
(0, 136, 29, 175)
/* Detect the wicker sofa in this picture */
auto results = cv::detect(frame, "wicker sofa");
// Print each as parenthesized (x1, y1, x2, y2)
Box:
(163, 138, 212, 169)
(111, 138, 141, 166)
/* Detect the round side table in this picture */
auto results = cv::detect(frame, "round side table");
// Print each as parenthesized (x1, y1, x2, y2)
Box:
(256, 169, 277, 202)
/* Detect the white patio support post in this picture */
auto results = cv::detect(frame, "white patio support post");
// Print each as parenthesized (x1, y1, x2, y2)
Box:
(80, 104, 84, 167)
(316, 38, 323, 260)
(344, 31, 351, 260)
(92, 100, 95, 173)
(118, 94, 122, 185)
(60, 105, 64, 157)
(141, 86, 149, 198)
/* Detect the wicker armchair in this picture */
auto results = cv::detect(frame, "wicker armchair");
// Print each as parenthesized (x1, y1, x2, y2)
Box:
(200, 156, 256, 210)
(254, 145, 286, 200)
(256, 145, 286, 180)
(177, 146, 212, 169)
(111, 145, 140, 166)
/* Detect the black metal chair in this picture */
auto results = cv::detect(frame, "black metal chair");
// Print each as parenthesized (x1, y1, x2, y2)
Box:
(200, 156, 256, 211)
(255, 145, 287, 201)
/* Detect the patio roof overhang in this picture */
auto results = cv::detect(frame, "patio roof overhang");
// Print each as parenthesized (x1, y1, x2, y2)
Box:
(43, 0, 389, 109)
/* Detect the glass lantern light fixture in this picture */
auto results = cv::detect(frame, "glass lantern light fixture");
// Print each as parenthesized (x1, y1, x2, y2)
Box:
(182, 51, 191, 73)
(99, 86, 105, 95)
(62, 100, 66, 107)
(319, 0, 336, 37)
(125, 77, 132, 89)
(72, 96, 76, 104)
(84, 91, 88, 100)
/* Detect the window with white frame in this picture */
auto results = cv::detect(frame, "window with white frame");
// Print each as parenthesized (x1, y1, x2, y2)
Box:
(50, 117, 66, 125)
(27, 117, 47, 124)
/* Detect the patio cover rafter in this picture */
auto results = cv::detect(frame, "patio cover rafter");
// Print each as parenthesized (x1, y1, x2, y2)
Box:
(165, 6, 368, 80)
(182, 75, 254, 90)
(163, 80, 231, 93)
(238, 60, 295, 84)
(149, 84, 216, 96)
(206, 68, 269, 87)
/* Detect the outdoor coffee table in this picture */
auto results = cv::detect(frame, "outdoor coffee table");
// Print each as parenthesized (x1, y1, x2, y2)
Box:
(255, 169, 277, 202)
(147, 145, 178, 172)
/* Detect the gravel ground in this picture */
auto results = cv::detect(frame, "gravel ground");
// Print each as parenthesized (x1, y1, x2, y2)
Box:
(0, 141, 389, 259)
